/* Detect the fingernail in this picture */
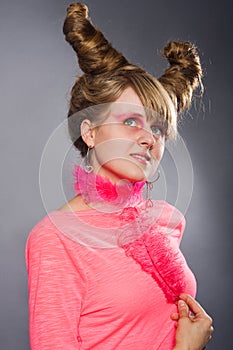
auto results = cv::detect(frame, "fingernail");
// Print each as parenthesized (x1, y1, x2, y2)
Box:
(178, 300, 186, 307)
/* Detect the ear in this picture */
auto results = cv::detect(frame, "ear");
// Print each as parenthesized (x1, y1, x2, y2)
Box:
(80, 119, 95, 148)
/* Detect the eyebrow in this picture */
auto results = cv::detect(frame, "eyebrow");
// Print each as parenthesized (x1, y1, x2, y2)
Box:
(112, 112, 146, 119)
(111, 111, 168, 131)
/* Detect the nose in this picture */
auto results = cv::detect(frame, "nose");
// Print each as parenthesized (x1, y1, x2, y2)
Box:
(137, 128, 155, 150)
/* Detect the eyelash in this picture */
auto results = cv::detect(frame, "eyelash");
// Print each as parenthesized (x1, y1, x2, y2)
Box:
(123, 118, 165, 137)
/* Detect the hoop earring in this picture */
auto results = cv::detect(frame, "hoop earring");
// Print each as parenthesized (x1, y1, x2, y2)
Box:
(146, 169, 160, 207)
(84, 146, 94, 173)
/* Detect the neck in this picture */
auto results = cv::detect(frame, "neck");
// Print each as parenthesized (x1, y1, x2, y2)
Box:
(73, 165, 145, 213)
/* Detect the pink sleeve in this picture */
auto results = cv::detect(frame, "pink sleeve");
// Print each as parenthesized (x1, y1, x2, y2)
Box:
(26, 221, 86, 350)
(168, 212, 186, 246)
(155, 200, 186, 245)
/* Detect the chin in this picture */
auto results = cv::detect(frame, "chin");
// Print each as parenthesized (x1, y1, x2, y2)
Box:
(100, 161, 148, 183)
(123, 170, 146, 182)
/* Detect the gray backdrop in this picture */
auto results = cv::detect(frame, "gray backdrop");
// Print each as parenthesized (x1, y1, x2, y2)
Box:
(1, 0, 232, 349)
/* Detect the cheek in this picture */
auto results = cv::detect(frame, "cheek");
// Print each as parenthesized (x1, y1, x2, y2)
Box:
(94, 125, 126, 145)
(152, 139, 165, 162)
(93, 139, 134, 166)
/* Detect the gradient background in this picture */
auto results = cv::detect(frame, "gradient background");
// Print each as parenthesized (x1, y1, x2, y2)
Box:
(1, 0, 233, 349)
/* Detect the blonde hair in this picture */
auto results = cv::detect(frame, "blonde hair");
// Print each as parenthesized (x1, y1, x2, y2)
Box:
(63, 3, 203, 156)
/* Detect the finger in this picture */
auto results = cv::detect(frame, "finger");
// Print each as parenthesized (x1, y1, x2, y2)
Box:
(170, 312, 179, 320)
(177, 300, 189, 318)
(179, 294, 207, 317)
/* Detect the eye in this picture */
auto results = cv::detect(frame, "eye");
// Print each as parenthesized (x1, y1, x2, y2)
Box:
(151, 125, 164, 136)
(123, 118, 139, 127)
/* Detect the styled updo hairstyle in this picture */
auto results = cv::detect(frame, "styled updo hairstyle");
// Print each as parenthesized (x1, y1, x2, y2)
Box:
(63, 2, 203, 156)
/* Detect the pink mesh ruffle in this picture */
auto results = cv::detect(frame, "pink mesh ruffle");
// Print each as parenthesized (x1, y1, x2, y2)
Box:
(120, 226, 186, 303)
(117, 206, 187, 303)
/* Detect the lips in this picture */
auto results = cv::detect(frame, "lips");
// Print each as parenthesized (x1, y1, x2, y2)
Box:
(130, 152, 151, 164)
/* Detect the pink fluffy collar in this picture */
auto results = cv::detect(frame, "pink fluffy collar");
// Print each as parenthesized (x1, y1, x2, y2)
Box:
(74, 165, 145, 212)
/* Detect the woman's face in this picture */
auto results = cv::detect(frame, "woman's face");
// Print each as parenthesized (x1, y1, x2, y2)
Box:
(89, 87, 166, 183)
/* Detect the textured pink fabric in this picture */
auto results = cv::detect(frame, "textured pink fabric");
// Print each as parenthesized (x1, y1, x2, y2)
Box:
(26, 201, 196, 350)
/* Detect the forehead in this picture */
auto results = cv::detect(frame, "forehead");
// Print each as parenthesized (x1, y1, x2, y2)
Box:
(115, 86, 143, 106)
(108, 86, 154, 121)
(112, 86, 167, 123)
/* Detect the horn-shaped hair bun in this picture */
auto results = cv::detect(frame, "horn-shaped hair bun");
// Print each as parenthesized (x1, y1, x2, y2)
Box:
(159, 41, 203, 113)
(63, 2, 129, 75)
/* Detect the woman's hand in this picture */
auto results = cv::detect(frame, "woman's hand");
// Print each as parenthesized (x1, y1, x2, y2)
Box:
(171, 294, 214, 350)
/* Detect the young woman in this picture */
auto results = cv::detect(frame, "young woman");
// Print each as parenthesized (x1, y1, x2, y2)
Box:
(26, 3, 213, 349)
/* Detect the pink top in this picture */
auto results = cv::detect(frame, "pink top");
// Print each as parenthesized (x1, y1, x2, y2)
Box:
(26, 200, 196, 350)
